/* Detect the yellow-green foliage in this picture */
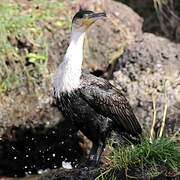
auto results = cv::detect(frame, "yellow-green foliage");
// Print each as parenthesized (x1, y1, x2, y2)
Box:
(96, 136, 180, 180)
(108, 137, 180, 173)
(0, 0, 69, 91)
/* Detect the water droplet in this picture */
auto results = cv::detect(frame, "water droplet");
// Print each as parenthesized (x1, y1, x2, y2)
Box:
(61, 141, 64, 144)
(68, 148, 71, 151)
(24, 166, 27, 169)
(61, 155, 63, 158)
(47, 158, 50, 161)
(28, 171, 32, 175)
(37, 169, 46, 174)
(12, 146, 15, 150)
(14, 156, 17, 160)
(69, 134, 72, 138)
(26, 154, 29, 158)
(52, 153, 56, 157)
(54, 165, 57, 168)
(62, 161, 72, 169)
(38, 169, 44, 174)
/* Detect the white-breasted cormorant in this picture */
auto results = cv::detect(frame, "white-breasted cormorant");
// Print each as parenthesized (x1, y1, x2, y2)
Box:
(53, 9, 142, 167)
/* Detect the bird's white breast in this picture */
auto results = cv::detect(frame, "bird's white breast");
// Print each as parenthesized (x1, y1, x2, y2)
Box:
(53, 58, 81, 97)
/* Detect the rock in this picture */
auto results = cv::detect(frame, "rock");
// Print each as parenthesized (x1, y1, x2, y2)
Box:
(115, 0, 161, 34)
(0, 1, 143, 176)
(49, 0, 143, 72)
(117, 0, 180, 42)
(0, 77, 62, 136)
(0, 0, 147, 177)
(0, 0, 143, 138)
(38, 166, 180, 180)
(113, 33, 180, 135)
(51, 168, 98, 180)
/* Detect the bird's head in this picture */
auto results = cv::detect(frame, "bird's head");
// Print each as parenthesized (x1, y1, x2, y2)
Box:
(72, 9, 106, 33)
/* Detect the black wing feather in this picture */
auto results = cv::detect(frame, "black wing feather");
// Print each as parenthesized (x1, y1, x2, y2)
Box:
(80, 76, 142, 135)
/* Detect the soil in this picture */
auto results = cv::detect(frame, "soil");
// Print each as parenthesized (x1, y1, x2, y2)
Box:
(50, 167, 180, 180)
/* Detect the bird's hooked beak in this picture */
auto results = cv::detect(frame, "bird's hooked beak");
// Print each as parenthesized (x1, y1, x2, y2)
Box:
(83, 12, 106, 27)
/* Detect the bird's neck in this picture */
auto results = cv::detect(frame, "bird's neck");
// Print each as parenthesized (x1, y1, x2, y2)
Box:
(53, 30, 85, 97)
(65, 29, 85, 68)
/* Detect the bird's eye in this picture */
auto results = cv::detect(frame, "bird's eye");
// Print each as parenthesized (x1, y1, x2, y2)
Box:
(83, 15, 87, 19)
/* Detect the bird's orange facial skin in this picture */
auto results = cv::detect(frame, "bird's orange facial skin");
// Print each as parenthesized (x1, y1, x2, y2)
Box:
(82, 15, 94, 27)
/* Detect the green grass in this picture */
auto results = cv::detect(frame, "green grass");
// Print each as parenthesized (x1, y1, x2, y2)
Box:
(109, 136, 180, 171)
(95, 92, 180, 180)
(96, 94, 179, 179)
(95, 94, 180, 180)
(95, 135, 180, 180)
(0, 0, 69, 92)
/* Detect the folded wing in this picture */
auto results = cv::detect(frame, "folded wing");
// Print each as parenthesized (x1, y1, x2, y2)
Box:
(80, 79, 142, 136)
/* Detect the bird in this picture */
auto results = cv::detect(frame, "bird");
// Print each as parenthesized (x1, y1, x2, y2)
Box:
(53, 9, 142, 167)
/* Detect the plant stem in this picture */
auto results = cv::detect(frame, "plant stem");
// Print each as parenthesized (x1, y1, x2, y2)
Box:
(150, 94, 157, 142)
